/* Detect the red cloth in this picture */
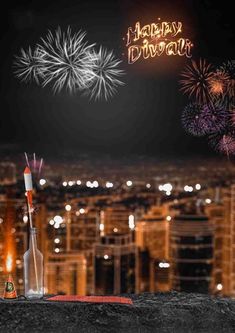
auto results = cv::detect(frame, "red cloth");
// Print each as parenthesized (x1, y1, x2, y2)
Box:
(47, 295, 133, 305)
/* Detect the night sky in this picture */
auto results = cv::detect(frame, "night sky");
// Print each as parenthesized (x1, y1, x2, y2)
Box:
(0, 0, 234, 158)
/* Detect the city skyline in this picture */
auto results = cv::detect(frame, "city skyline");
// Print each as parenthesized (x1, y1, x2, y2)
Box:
(1, 158, 235, 297)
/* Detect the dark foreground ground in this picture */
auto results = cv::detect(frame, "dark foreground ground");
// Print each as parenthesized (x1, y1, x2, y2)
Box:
(1, 292, 235, 333)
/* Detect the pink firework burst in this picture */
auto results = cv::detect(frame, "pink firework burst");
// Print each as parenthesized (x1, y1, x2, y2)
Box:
(209, 128, 235, 156)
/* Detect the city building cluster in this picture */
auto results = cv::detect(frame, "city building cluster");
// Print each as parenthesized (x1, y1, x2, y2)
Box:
(0, 158, 235, 296)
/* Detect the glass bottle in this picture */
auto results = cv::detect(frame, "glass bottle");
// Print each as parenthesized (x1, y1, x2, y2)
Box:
(24, 227, 44, 299)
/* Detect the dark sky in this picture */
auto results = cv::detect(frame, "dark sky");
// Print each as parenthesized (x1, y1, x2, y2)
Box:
(0, 0, 234, 158)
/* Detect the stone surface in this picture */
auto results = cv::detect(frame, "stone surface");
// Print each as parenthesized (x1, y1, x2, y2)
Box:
(1, 292, 235, 332)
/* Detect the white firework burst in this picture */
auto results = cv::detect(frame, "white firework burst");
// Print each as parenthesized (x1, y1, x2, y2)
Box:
(14, 47, 45, 84)
(86, 47, 125, 101)
(37, 27, 95, 93)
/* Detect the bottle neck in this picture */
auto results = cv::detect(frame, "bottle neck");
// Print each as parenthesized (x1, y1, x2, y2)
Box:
(29, 231, 38, 250)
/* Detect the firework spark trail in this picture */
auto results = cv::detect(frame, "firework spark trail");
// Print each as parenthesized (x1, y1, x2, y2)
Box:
(24, 152, 30, 168)
(179, 59, 214, 104)
(37, 27, 96, 93)
(220, 60, 235, 99)
(24, 153, 44, 178)
(181, 102, 228, 137)
(38, 158, 43, 177)
(14, 27, 125, 99)
(14, 47, 45, 84)
(85, 47, 125, 100)
(33, 153, 36, 173)
(181, 103, 207, 137)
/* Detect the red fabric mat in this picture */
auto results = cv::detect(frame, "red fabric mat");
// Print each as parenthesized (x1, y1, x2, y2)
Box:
(47, 295, 133, 305)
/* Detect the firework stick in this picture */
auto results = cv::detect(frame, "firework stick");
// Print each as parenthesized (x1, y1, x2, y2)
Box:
(24, 167, 39, 292)
(39, 158, 43, 177)
(24, 152, 30, 167)
(33, 153, 36, 173)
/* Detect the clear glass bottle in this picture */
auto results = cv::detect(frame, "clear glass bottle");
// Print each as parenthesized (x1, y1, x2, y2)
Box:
(24, 227, 44, 299)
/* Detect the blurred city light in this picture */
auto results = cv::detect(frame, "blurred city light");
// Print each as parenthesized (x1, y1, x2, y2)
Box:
(39, 178, 46, 186)
(23, 215, 28, 223)
(126, 180, 133, 187)
(216, 283, 223, 291)
(159, 262, 170, 268)
(195, 183, 201, 190)
(93, 180, 99, 188)
(86, 181, 92, 188)
(49, 219, 54, 225)
(184, 185, 193, 192)
(54, 215, 63, 224)
(65, 204, 72, 211)
(128, 214, 135, 230)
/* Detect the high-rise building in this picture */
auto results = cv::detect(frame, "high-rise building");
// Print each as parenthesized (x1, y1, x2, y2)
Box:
(170, 214, 214, 293)
(135, 205, 170, 292)
(45, 253, 86, 295)
(205, 203, 225, 294)
(221, 186, 235, 296)
(34, 204, 48, 259)
(0, 163, 16, 186)
(101, 205, 132, 235)
(67, 207, 99, 251)
(45, 204, 100, 295)
(149, 259, 170, 292)
(94, 233, 138, 295)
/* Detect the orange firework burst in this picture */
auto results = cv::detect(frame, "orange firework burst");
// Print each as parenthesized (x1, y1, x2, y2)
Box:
(209, 69, 230, 96)
(180, 59, 214, 104)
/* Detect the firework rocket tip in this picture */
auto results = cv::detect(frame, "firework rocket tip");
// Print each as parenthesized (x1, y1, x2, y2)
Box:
(24, 166, 31, 174)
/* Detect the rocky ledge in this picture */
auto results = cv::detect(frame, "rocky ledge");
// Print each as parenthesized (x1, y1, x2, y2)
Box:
(1, 292, 235, 332)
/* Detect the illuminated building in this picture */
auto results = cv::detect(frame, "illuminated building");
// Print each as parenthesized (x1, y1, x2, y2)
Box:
(170, 213, 214, 293)
(101, 205, 132, 235)
(135, 205, 170, 292)
(94, 233, 138, 294)
(0, 162, 16, 185)
(67, 207, 99, 251)
(34, 204, 48, 261)
(150, 260, 170, 292)
(45, 204, 100, 295)
(45, 253, 86, 295)
(205, 203, 225, 294)
(221, 186, 235, 296)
